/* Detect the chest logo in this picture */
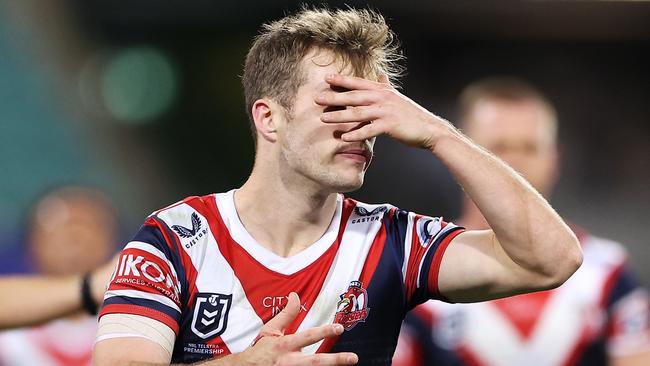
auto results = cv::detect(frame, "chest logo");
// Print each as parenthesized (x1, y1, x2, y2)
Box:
(335, 281, 370, 330)
(191, 293, 232, 340)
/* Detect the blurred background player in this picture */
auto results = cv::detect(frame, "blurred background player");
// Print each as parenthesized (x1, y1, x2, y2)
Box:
(393, 77, 650, 366)
(0, 186, 118, 365)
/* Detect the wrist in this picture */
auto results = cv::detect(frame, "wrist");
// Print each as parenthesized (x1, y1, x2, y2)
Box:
(80, 272, 99, 315)
(426, 119, 462, 154)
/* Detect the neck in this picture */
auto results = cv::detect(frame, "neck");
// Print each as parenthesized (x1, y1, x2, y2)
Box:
(234, 160, 338, 257)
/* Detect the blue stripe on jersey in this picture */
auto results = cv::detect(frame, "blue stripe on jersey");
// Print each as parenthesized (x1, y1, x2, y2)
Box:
(402, 311, 466, 366)
(330, 230, 407, 365)
(607, 267, 641, 308)
(148, 217, 190, 309)
(413, 226, 464, 306)
(104, 296, 182, 323)
(382, 209, 409, 279)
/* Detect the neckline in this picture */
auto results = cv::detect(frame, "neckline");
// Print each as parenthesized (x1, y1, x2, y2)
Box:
(213, 189, 343, 275)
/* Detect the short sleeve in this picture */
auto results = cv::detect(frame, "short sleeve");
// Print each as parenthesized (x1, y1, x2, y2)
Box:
(605, 267, 650, 356)
(99, 216, 185, 334)
(385, 208, 465, 309)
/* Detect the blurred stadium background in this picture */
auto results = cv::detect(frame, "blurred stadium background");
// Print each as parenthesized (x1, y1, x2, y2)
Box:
(0, 0, 648, 283)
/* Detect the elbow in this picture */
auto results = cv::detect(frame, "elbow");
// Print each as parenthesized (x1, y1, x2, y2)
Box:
(540, 235, 583, 290)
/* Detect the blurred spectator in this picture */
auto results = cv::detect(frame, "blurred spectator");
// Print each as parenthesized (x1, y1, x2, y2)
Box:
(393, 78, 650, 366)
(0, 186, 118, 365)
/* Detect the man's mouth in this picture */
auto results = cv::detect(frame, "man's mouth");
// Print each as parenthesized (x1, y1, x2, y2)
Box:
(336, 144, 373, 163)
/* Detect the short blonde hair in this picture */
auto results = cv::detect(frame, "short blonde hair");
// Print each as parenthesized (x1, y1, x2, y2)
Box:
(242, 6, 404, 139)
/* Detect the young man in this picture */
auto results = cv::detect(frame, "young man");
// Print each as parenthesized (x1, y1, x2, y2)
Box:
(93, 8, 582, 366)
(392, 78, 650, 366)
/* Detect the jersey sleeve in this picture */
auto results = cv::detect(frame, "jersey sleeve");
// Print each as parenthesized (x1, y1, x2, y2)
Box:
(99, 216, 186, 335)
(605, 267, 650, 356)
(385, 208, 465, 308)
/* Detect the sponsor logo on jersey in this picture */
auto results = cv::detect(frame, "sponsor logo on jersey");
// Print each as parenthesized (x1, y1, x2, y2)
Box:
(416, 217, 442, 248)
(262, 295, 308, 316)
(172, 212, 208, 248)
(114, 254, 181, 302)
(352, 206, 386, 224)
(191, 293, 232, 340)
(335, 281, 370, 330)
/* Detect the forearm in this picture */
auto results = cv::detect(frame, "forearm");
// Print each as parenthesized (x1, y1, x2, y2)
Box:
(432, 124, 581, 284)
(0, 275, 82, 329)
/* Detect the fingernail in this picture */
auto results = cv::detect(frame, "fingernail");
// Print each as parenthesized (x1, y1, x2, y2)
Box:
(333, 323, 344, 334)
(326, 73, 336, 79)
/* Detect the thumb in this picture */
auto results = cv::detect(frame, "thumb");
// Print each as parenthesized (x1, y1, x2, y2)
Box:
(260, 292, 301, 336)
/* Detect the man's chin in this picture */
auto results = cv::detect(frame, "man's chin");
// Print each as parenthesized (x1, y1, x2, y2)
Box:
(329, 175, 365, 193)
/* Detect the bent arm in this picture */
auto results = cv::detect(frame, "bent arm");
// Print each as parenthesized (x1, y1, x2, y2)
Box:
(434, 128, 582, 302)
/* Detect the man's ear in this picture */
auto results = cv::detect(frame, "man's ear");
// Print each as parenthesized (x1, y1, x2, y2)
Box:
(251, 98, 278, 142)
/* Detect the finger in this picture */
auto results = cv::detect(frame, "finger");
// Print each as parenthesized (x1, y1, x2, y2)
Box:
(261, 292, 300, 335)
(321, 106, 378, 124)
(284, 352, 359, 366)
(341, 122, 384, 142)
(314, 90, 377, 107)
(284, 323, 344, 349)
(325, 73, 382, 91)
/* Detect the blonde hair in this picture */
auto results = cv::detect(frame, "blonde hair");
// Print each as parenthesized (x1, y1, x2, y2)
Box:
(242, 6, 404, 139)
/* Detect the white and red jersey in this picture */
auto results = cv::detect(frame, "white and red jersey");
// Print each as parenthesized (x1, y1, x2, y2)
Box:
(393, 228, 650, 366)
(99, 190, 464, 364)
(0, 317, 96, 366)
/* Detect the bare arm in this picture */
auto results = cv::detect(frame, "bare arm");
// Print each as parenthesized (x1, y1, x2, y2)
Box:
(0, 254, 117, 329)
(611, 352, 650, 366)
(317, 73, 582, 302)
(93, 293, 358, 366)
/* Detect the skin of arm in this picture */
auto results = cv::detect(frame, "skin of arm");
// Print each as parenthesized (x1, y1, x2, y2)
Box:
(93, 293, 358, 366)
(0, 274, 82, 329)
(316, 73, 583, 302)
(0, 254, 117, 329)
(611, 352, 650, 366)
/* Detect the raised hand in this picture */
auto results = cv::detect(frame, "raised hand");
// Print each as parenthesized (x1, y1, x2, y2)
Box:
(316, 73, 455, 151)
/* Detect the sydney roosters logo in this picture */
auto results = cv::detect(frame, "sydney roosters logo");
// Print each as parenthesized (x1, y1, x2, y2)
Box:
(172, 212, 202, 238)
(334, 281, 370, 330)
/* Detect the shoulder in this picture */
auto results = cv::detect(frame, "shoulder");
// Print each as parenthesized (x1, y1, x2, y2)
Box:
(345, 197, 396, 224)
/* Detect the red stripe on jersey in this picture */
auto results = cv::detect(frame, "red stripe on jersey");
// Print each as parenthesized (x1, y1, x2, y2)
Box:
(100, 303, 180, 334)
(404, 214, 426, 302)
(316, 205, 390, 354)
(111, 248, 181, 301)
(457, 344, 486, 366)
(427, 228, 464, 301)
(201, 195, 355, 333)
(155, 216, 200, 308)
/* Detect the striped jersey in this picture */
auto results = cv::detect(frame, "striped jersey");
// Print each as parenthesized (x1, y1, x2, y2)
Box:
(99, 190, 464, 364)
(393, 228, 650, 366)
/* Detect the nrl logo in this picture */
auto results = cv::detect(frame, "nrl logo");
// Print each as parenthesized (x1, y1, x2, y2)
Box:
(191, 293, 232, 340)
(172, 212, 202, 238)
(334, 281, 370, 331)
